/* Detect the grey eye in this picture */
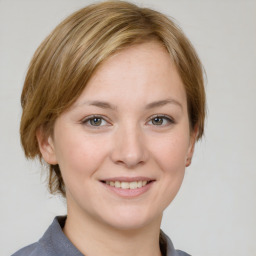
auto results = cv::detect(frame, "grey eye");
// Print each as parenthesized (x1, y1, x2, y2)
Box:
(152, 117, 164, 125)
(89, 117, 103, 126)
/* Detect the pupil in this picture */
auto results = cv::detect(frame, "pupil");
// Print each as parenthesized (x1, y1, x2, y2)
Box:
(153, 117, 163, 125)
(90, 118, 101, 126)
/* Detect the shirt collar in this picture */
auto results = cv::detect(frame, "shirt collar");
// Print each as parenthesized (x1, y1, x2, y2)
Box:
(39, 216, 183, 256)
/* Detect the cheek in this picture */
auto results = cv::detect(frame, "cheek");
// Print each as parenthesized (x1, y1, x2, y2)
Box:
(150, 132, 190, 172)
(153, 134, 189, 203)
(54, 131, 109, 181)
(144, 131, 191, 212)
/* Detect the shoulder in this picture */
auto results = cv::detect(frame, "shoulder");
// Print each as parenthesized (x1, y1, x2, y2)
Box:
(176, 250, 191, 256)
(160, 230, 191, 256)
(11, 242, 47, 256)
(11, 216, 65, 256)
(11, 216, 82, 256)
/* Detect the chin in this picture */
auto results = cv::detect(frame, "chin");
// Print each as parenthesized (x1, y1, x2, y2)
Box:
(98, 206, 162, 231)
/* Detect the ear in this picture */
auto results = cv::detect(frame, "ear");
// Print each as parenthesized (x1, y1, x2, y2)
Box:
(186, 126, 198, 167)
(36, 127, 58, 165)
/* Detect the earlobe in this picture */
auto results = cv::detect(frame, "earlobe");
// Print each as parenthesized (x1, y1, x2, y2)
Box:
(36, 127, 58, 165)
(186, 126, 198, 167)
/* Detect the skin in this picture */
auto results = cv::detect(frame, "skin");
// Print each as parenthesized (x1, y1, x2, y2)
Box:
(38, 41, 197, 256)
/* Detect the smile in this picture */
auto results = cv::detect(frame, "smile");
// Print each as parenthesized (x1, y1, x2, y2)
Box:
(105, 180, 149, 190)
(100, 177, 155, 197)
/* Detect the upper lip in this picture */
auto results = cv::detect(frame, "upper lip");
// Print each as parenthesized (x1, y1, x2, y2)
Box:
(101, 176, 154, 182)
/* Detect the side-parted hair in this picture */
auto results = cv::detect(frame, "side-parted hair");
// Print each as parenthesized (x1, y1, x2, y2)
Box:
(20, 1, 206, 196)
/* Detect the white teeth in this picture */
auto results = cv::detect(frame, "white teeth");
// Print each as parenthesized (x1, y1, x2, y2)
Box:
(129, 182, 137, 189)
(106, 180, 149, 189)
(121, 182, 130, 189)
(115, 181, 121, 188)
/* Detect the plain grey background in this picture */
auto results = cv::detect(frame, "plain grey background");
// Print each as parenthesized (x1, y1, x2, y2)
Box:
(1, 0, 255, 255)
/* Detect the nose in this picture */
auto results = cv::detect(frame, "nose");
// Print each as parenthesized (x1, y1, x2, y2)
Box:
(110, 124, 149, 168)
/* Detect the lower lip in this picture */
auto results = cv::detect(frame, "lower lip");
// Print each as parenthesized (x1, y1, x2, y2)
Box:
(102, 182, 154, 198)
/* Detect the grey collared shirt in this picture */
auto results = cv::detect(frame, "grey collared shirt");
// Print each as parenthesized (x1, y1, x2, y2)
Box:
(12, 216, 190, 256)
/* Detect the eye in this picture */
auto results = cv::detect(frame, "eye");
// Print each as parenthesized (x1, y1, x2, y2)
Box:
(148, 115, 174, 126)
(152, 116, 164, 125)
(82, 115, 109, 127)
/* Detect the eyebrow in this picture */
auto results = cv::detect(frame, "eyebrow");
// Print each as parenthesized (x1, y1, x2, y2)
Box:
(145, 99, 183, 110)
(78, 98, 182, 110)
(79, 100, 117, 110)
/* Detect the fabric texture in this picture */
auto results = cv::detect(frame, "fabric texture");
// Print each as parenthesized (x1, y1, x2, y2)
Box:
(12, 216, 191, 256)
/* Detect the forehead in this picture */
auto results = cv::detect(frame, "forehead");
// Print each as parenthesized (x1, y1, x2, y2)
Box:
(73, 42, 186, 109)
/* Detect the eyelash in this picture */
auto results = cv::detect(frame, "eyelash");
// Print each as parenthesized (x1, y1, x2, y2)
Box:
(81, 115, 110, 127)
(147, 114, 175, 126)
(81, 114, 175, 128)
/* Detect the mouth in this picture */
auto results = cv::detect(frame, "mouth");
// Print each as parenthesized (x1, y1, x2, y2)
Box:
(100, 177, 155, 197)
(101, 180, 153, 190)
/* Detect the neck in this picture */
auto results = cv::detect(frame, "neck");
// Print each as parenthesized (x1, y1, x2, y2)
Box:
(63, 204, 163, 256)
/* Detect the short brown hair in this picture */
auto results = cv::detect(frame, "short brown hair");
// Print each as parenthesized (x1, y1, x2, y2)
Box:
(20, 1, 206, 196)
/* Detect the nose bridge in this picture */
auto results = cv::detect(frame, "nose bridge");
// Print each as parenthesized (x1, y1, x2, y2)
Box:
(111, 121, 148, 168)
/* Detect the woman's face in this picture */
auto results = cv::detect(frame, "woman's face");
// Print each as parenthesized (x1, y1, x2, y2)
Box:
(40, 42, 196, 230)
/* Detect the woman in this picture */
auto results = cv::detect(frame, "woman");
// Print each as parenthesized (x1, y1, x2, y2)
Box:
(13, 1, 205, 256)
